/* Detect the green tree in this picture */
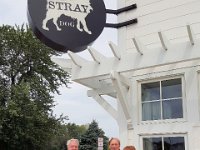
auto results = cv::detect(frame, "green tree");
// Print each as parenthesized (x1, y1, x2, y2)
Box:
(65, 123, 87, 140)
(79, 120, 109, 150)
(48, 123, 87, 150)
(0, 25, 70, 150)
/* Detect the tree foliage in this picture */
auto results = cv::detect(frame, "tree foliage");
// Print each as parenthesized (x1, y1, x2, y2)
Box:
(79, 120, 109, 150)
(0, 25, 70, 149)
(48, 123, 87, 150)
(65, 123, 87, 140)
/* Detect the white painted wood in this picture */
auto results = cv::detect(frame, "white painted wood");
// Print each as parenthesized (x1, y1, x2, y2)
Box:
(158, 31, 170, 50)
(184, 68, 199, 122)
(132, 37, 144, 55)
(68, 51, 89, 68)
(71, 39, 200, 80)
(126, 0, 198, 19)
(117, 73, 132, 88)
(127, 17, 200, 39)
(187, 24, 195, 45)
(87, 46, 107, 64)
(126, 0, 200, 26)
(124, 0, 200, 52)
(108, 41, 121, 60)
(110, 71, 132, 122)
(87, 90, 118, 120)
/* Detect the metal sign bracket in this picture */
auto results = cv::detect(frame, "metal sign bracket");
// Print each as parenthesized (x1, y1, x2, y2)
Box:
(105, 3, 138, 28)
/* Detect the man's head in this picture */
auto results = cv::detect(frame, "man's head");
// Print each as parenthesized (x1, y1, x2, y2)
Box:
(67, 139, 79, 150)
(109, 137, 120, 150)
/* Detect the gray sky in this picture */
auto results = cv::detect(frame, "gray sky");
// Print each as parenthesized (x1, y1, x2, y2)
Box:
(0, 0, 119, 137)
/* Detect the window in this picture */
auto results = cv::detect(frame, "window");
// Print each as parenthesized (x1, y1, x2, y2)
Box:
(143, 136, 185, 150)
(141, 78, 183, 121)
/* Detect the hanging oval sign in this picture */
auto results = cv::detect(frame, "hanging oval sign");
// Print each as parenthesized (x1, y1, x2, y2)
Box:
(27, 0, 106, 52)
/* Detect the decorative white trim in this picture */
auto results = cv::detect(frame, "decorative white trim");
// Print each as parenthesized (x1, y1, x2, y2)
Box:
(158, 31, 170, 51)
(110, 71, 133, 128)
(87, 90, 118, 120)
(68, 51, 89, 68)
(132, 37, 144, 55)
(187, 24, 195, 45)
(87, 46, 107, 64)
(108, 41, 121, 60)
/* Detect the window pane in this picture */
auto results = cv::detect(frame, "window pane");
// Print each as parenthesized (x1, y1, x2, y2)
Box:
(142, 82, 160, 102)
(164, 137, 185, 150)
(162, 79, 182, 99)
(142, 102, 161, 121)
(143, 137, 162, 150)
(163, 99, 183, 119)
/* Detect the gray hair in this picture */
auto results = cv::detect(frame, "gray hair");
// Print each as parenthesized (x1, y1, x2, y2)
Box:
(66, 138, 79, 146)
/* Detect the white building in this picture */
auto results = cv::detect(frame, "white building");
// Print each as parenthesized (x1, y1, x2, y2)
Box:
(53, 0, 200, 149)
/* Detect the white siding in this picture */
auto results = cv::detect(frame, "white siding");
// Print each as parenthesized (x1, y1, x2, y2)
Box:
(116, 0, 200, 149)
(118, 0, 200, 52)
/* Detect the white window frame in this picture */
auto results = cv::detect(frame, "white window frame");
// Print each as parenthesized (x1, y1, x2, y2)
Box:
(138, 75, 186, 123)
(139, 133, 188, 150)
